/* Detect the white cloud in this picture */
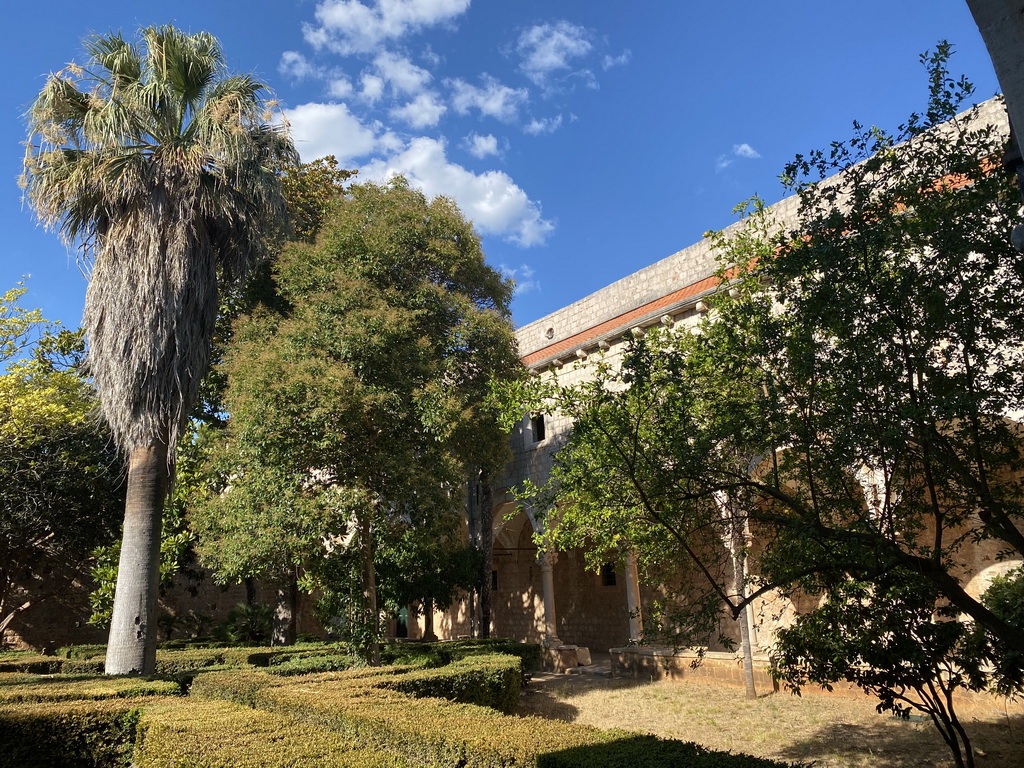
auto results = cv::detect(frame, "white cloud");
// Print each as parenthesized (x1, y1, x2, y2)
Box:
(286, 102, 381, 163)
(279, 51, 321, 80)
(390, 92, 447, 128)
(602, 49, 631, 70)
(500, 263, 540, 295)
(449, 75, 528, 122)
(715, 142, 762, 171)
(732, 143, 760, 159)
(463, 132, 501, 159)
(373, 51, 432, 95)
(303, 0, 471, 55)
(523, 115, 563, 135)
(327, 77, 355, 98)
(360, 73, 385, 103)
(361, 137, 554, 246)
(516, 21, 593, 86)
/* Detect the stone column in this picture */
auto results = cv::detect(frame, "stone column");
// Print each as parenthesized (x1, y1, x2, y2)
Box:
(624, 550, 643, 643)
(539, 551, 562, 646)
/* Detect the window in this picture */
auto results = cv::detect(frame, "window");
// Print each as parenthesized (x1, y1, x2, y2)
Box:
(491, 570, 498, 590)
(531, 413, 546, 442)
(601, 562, 617, 587)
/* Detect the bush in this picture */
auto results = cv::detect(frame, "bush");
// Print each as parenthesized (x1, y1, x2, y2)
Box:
(188, 669, 283, 707)
(261, 679, 619, 768)
(62, 658, 106, 674)
(56, 644, 108, 660)
(0, 674, 180, 704)
(134, 699, 410, 768)
(381, 654, 522, 713)
(0, 654, 62, 674)
(265, 653, 363, 677)
(0, 698, 145, 768)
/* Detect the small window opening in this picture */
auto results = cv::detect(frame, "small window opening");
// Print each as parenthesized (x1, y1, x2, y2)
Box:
(531, 413, 546, 442)
(601, 562, 617, 587)
(491, 570, 498, 590)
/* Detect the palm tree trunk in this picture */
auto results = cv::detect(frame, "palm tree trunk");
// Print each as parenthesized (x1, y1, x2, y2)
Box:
(105, 442, 168, 676)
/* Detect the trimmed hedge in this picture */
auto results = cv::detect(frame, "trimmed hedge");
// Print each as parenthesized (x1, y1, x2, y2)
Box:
(0, 654, 63, 674)
(57, 644, 108, 660)
(0, 698, 148, 768)
(191, 654, 799, 768)
(188, 669, 285, 707)
(134, 699, 411, 768)
(0, 675, 180, 704)
(258, 680, 621, 767)
(264, 653, 364, 676)
(0, 641, 801, 768)
(380, 653, 522, 713)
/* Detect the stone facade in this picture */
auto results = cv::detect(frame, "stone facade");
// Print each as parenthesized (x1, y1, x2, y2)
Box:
(435, 96, 1024, 676)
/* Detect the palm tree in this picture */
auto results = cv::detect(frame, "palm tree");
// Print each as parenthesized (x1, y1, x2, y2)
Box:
(22, 26, 297, 674)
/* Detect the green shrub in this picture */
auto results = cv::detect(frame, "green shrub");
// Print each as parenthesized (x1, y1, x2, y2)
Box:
(260, 678, 619, 768)
(188, 669, 283, 707)
(154, 647, 228, 674)
(381, 653, 522, 713)
(62, 658, 106, 674)
(0, 698, 146, 768)
(0, 654, 62, 674)
(134, 699, 411, 767)
(265, 653, 363, 677)
(383, 639, 541, 683)
(0, 674, 180, 704)
(57, 644, 108, 660)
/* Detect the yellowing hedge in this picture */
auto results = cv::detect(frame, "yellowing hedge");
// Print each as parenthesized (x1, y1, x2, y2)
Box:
(0, 697, 150, 768)
(134, 699, 411, 768)
(0, 674, 180, 704)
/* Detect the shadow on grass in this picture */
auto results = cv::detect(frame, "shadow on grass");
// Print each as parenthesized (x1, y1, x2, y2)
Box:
(774, 714, 1024, 768)
(519, 674, 655, 722)
(537, 734, 806, 768)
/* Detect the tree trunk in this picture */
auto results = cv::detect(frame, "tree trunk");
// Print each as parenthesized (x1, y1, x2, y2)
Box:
(735, 555, 758, 700)
(422, 598, 437, 641)
(272, 570, 297, 646)
(717, 490, 757, 699)
(105, 443, 168, 676)
(479, 476, 493, 639)
(0, 599, 32, 640)
(359, 514, 380, 665)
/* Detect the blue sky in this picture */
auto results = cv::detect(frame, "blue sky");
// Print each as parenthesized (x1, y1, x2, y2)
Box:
(1, 1, 1002, 331)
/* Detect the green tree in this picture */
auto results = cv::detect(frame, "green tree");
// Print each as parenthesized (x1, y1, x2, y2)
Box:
(507, 47, 1024, 763)
(88, 156, 357, 641)
(774, 571, 990, 768)
(22, 26, 297, 674)
(193, 178, 518, 660)
(0, 286, 125, 642)
(280, 155, 357, 244)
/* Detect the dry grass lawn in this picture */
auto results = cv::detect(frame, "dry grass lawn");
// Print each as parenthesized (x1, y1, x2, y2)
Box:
(517, 669, 1024, 767)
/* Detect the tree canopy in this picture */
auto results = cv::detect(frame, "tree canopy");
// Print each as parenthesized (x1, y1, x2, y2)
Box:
(0, 285, 125, 643)
(22, 25, 297, 674)
(193, 178, 519, 656)
(507, 47, 1024, 767)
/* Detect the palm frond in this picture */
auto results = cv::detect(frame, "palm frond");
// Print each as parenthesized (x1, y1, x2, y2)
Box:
(23, 25, 298, 454)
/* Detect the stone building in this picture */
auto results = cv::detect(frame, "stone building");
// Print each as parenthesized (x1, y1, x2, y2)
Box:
(410, 96, 1024, 680)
